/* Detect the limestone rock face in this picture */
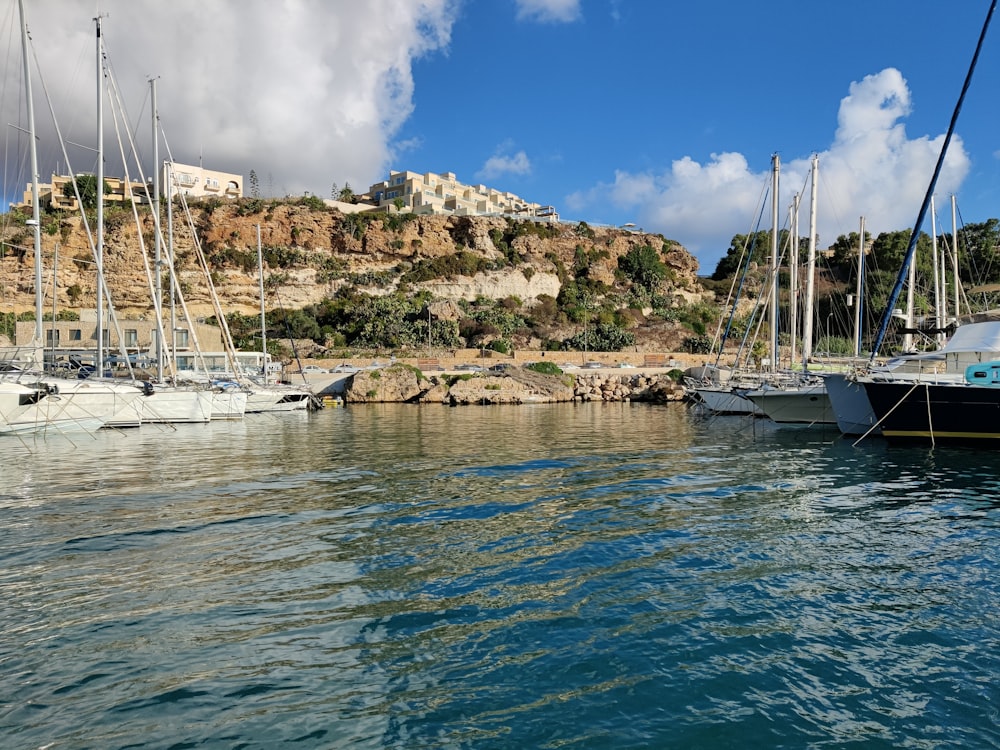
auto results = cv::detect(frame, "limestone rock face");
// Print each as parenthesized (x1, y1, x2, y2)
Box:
(344, 365, 424, 403)
(0, 203, 706, 324)
(446, 369, 574, 405)
(421, 269, 561, 304)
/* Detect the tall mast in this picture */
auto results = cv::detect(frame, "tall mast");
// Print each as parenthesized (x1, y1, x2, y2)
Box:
(951, 195, 960, 321)
(95, 14, 105, 374)
(789, 193, 799, 368)
(802, 154, 818, 370)
(257, 224, 268, 385)
(166, 161, 177, 375)
(768, 154, 779, 372)
(151, 77, 163, 381)
(18, 0, 44, 344)
(854, 217, 865, 358)
(931, 197, 942, 337)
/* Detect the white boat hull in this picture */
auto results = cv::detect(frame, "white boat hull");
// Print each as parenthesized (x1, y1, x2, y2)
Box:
(692, 385, 762, 415)
(745, 383, 836, 425)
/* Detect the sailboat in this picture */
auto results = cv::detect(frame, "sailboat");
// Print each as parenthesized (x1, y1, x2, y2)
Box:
(243, 224, 316, 413)
(0, 2, 148, 435)
(838, 0, 997, 443)
(687, 154, 784, 417)
(743, 154, 836, 425)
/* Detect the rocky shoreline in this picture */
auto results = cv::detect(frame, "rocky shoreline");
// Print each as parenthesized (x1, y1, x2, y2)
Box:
(338, 364, 686, 406)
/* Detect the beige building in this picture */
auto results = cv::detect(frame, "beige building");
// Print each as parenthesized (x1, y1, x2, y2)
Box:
(15, 312, 223, 363)
(18, 173, 151, 212)
(366, 170, 558, 221)
(165, 162, 242, 200)
(13, 161, 241, 212)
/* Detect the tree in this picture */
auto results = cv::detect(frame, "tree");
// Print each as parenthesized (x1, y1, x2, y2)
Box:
(618, 244, 667, 292)
(711, 230, 778, 280)
(338, 183, 355, 203)
(829, 231, 871, 274)
(249, 169, 260, 199)
(62, 174, 109, 210)
(956, 218, 1000, 287)
(329, 181, 339, 200)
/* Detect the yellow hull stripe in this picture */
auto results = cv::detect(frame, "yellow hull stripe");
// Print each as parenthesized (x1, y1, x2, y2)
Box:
(882, 429, 1000, 440)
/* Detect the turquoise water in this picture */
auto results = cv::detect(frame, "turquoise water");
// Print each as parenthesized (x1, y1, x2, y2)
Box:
(2, 404, 999, 748)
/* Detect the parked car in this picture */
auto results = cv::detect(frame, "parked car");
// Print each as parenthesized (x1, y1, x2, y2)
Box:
(488, 363, 514, 373)
(583, 361, 604, 369)
(301, 365, 327, 374)
(455, 363, 483, 372)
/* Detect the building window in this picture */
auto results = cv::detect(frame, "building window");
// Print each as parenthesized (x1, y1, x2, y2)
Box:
(125, 329, 138, 347)
(45, 329, 59, 346)
(69, 329, 81, 341)
(175, 329, 189, 348)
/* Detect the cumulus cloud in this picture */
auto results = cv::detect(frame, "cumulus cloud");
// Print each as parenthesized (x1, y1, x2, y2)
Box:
(514, 0, 582, 23)
(571, 68, 970, 272)
(476, 146, 532, 180)
(5, 0, 458, 199)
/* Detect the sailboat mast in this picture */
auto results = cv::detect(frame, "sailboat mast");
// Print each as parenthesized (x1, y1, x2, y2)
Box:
(18, 0, 44, 343)
(951, 195, 960, 320)
(95, 15, 105, 375)
(151, 78, 164, 382)
(930, 196, 943, 345)
(257, 224, 268, 386)
(166, 161, 177, 375)
(903, 240, 916, 353)
(768, 154, 780, 373)
(789, 193, 799, 369)
(802, 154, 818, 370)
(854, 217, 865, 358)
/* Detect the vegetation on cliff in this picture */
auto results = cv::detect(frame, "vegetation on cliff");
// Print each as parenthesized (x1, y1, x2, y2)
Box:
(1, 196, 713, 356)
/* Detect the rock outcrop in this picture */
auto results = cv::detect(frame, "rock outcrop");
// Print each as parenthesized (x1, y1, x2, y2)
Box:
(0, 201, 705, 324)
(340, 364, 684, 406)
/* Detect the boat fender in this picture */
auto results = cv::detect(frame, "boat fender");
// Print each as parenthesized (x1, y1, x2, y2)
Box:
(142, 381, 154, 396)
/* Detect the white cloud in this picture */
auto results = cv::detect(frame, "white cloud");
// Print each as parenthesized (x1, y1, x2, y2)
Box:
(476, 148, 532, 180)
(573, 67, 970, 273)
(514, 0, 582, 24)
(7, 1, 458, 199)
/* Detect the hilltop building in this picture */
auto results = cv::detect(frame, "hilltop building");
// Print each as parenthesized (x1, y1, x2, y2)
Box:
(365, 170, 557, 221)
(165, 162, 242, 200)
(17, 173, 149, 212)
(12, 161, 242, 212)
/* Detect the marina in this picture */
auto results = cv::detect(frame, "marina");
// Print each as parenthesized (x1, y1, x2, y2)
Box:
(2, 402, 999, 747)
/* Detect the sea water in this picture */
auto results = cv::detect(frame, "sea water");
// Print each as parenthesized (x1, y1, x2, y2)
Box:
(1, 404, 998, 748)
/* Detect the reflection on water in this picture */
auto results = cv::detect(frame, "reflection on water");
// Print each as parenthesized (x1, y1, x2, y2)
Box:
(2, 403, 999, 748)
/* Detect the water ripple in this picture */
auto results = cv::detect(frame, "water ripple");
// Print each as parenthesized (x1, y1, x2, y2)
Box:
(3, 405, 1000, 747)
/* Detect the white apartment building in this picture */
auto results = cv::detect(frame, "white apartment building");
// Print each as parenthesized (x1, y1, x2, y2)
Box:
(166, 162, 242, 200)
(366, 170, 558, 221)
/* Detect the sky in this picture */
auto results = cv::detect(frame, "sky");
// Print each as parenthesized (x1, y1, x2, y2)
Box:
(2, 0, 998, 275)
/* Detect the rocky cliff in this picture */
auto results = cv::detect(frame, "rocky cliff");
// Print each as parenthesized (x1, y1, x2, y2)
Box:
(0, 199, 708, 350)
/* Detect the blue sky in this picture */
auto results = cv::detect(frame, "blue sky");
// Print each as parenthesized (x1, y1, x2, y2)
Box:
(3, 0, 999, 274)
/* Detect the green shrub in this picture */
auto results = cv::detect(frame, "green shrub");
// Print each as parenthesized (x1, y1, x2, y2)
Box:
(526, 361, 562, 375)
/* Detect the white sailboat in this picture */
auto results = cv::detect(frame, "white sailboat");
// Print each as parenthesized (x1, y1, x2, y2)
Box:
(688, 154, 784, 416)
(0, 3, 146, 435)
(243, 224, 315, 413)
(744, 154, 836, 425)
